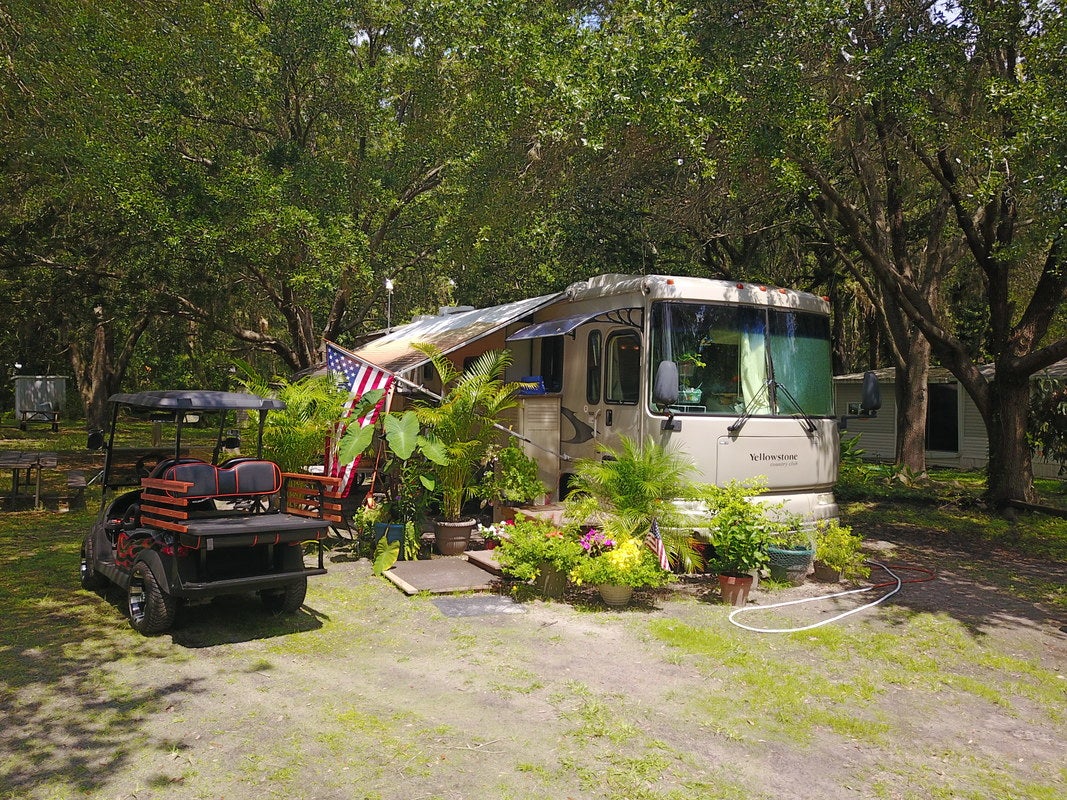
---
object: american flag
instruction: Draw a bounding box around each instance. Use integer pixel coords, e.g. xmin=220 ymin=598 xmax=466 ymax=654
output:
xmin=646 ymin=518 xmax=671 ymax=571
xmin=325 ymin=342 xmax=394 ymax=497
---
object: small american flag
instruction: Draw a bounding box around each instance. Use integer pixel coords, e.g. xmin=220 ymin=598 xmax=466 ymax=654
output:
xmin=325 ymin=342 xmax=394 ymax=497
xmin=646 ymin=518 xmax=671 ymax=571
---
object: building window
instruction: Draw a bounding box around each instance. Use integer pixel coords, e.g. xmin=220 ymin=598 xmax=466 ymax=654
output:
xmin=586 ymin=330 xmax=602 ymax=404
xmin=605 ymin=331 xmax=641 ymax=404
xmin=541 ymin=336 xmax=564 ymax=393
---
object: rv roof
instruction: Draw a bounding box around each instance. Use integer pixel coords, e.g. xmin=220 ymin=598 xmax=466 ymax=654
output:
xmin=565 ymin=274 xmax=829 ymax=313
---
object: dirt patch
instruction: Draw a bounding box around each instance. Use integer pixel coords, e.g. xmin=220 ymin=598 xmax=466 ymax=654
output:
xmin=2 ymin=521 xmax=1065 ymax=800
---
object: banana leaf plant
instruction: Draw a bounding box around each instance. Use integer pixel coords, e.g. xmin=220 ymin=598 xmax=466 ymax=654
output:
xmin=337 ymin=389 xmax=447 ymax=523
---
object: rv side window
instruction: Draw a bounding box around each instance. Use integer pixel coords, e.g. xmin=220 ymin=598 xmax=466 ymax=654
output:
xmin=605 ymin=331 xmax=641 ymax=405
xmin=541 ymin=336 xmax=564 ymax=393
xmin=586 ymin=330 xmax=602 ymax=404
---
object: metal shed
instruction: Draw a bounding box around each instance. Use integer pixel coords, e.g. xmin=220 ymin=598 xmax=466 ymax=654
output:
xmin=13 ymin=375 xmax=67 ymax=430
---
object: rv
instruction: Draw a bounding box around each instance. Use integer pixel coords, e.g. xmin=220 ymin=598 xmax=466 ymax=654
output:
xmin=350 ymin=273 xmax=844 ymax=525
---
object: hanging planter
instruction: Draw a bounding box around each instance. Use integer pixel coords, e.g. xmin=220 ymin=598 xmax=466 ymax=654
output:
xmin=534 ymin=563 xmax=568 ymax=599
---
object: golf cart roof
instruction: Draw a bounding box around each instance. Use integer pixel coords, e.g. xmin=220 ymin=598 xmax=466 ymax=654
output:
xmin=107 ymin=390 xmax=286 ymax=412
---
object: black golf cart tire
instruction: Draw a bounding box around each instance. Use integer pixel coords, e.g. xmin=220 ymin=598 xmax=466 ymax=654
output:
xmin=127 ymin=560 xmax=177 ymax=634
xmin=80 ymin=535 xmax=106 ymax=591
xmin=261 ymin=578 xmax=307 ymax=614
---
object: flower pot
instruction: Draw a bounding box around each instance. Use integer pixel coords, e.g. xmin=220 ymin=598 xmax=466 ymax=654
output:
xmin=812 ymin=560 xmax=841 ymax=583
xmin=373 ymin=522 xmax=408 ymax=560
xmin=718 ymin=573 xmax=753 ymax=606
xmin=597 ymin=583 xmax=633 ymax=607
xmin=767 ymin=545 xmax=815 ymax=586
xmin=534 ymin=563 xmax=567 ymax=599
xmin=434 ymin=519 xmax=476 ymax=556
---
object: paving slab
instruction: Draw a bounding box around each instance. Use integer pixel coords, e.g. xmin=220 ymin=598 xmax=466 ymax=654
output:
xmin=464 ymin=548 xmax=503 ymax=576
xmin=431 ymin=595 xmax=525 ymax=617
xmin=384 ymin=556 xmax=501 ymax=595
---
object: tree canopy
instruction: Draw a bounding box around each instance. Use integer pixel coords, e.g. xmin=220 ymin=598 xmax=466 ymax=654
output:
xmin=1 ymin=0 xmax=1063 ymax=501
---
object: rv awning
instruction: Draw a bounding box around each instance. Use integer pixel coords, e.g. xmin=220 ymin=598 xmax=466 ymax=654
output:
xmin=351 ymin=292 xmax=563 ymax=374
xmin=506 ymin=311 xmax=599 ymax=342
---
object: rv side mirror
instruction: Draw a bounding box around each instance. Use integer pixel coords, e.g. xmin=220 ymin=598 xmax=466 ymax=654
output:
xmin=861 ymin=371 xmax=881 ymax=416
xmin=653 ymin=360 xmax=680 ymax=406
xmin=87 ymin=429 xmax=105 ymax=451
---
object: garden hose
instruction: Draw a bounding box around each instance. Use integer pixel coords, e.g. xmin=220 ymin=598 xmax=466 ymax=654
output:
xmin=727 ymin=561 xmax=938 ymax=634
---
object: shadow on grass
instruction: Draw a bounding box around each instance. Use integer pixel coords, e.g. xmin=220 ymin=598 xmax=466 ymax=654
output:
xmin=844 ymin=514 xmax=1067 ymax=638
xmin=0 ymin=510 xmax=324 ymax=796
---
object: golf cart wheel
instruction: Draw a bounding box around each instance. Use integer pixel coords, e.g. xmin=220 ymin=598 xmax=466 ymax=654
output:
xmin=127 ymin=561 xmax=177 ymax=634
xmin=80 ymin=535 xmax=106 ymax=591
xmin=260 ymin=578 xmax=307 ymax=614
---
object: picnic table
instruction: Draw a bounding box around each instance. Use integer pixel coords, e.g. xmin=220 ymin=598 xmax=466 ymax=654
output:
xmin=18 ymin=405 xmax=60 ymax=432
xmin=0 ymin=450 xmax=58 ymax=510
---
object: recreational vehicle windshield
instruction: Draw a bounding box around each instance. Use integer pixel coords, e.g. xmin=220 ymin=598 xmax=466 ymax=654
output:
xmin=349 ymin=274 xmax=841 ymax=525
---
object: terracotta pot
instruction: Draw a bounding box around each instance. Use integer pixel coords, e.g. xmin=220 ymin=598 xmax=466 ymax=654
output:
xmin=597 ymin=584 xmax=633 ymax=607
xmin=718 ymin=573 xmax=753 ymax=607
xmin=434 ymin=519 xmax=476 ymax=556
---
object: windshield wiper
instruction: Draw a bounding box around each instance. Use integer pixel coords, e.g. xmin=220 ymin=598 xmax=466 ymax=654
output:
xmin=775 ymin=381 xmax=818 ymax=433
xmin=727 ymin=380 xmax=817 ymax=434
xmin=727 ymin=381 xmax=770 ymax=433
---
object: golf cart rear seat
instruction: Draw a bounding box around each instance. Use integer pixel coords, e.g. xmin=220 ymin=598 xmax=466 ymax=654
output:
xmin=138 ymin=459 xmax=343 ymax=535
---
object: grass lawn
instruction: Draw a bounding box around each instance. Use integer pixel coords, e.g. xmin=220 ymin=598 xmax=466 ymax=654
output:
xmin=0 ymin=436 xmax=1064 ymax=800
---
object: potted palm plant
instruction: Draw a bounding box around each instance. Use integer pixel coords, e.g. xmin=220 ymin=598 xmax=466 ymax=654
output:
xmin=564 ymin=436 xmax=706 ymax=573
xmin=414 ymin=344 xmax=526 ymax=555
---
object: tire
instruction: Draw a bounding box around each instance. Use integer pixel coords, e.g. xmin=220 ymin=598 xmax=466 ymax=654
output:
xmin=260 ymin=578 xmax=307 ymax=614
xmin=80 ymin=535 xmax=106 ymax=591
xmin=127 ymin=560 xmax=177 ymax=634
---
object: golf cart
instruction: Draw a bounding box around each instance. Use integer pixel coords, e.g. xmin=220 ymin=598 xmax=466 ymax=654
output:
xmin=80 ymin=390 xmax=341 ymax=634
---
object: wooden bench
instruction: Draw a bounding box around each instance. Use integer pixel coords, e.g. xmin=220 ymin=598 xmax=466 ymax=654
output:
xmin=67 ymin=470 xmax=87 ymax=509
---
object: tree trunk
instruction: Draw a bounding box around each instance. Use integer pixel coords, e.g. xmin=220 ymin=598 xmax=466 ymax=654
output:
xmin=70 ymin=315 xmax=118 ymax=432
xmin=984 ymin=370 xmax=1035 ymax=506
xmin=895 ymin=336 xmax=930 ymax=472
xmin=68 ymin=306 xmax=150 ymax=431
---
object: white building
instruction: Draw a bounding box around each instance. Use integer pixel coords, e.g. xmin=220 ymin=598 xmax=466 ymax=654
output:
xmin=834 ymin=360 xmax=1067 ymax=479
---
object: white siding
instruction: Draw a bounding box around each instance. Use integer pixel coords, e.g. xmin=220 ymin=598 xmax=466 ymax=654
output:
xmin=834 ymin=383 xmax=896 ymax=462
xmin=959 ymin=393 xmax=988 ymax=469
